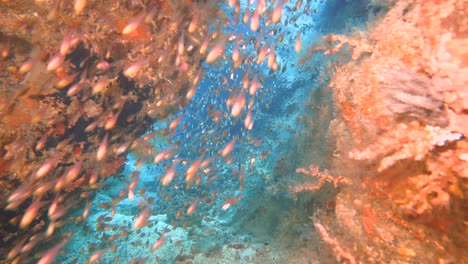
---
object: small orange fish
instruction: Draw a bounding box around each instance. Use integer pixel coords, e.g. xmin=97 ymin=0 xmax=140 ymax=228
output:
xmin=123 ymin=60 xmax=146 ymax=78
xmin=7 ymin=237 xmax=27 ymax=260
xmin=185 ymin=156 xmax=204 ymax=184
xmin=82 ymin=202 xmax=90 ymax=220
xmin=296 ymin=0 xmax=303 ymax=10
xmin=22 ymin=234 xmax=40 ymax=252
xmin=243 ymin=7 xmax=250 ymax=24
xmin=116 ymin=141 xmax=131 ymax=155
xmin=267 ymin=46 xmax=276 ymax=68
xmin=7 ymin=187 xmax=31 ymax=210
xmin=66 ymin=82 xmax=85 ymax=97
xmin=45 ymin=221 xmax=56 ymax=237
xmin=37 ymin=239 xmax=67 ymax=264
xmin=56 ymin=72 xmax=79 ymax=88
xmin=228 ymin=0 xmax=237 ymax=7
xmin=122 ymin=14 xmax=145 ymax=35
xmin=153 ymin=147 xmax=176 ymax=163
xmin=63 ymin=161 xmax=82 ymax=185
xmin=244 ymin=109 xmax=253 ymax=130
xmin=186 ymin=84 xmax=197 ymax=100
xmin=31 ymin=183 xmax=49 ymax=201
xmin=134 ymin=208 xmax=151 ymax=229
xmin=220 ymin=137 xmax=236 ymax=157
xmin=175 ymin=209 xmax=183 ymax=219
xmin=199 ymin=37 xmax=210 ymax=55
xmin=96 ymin=133 xmax=108 ymax=161
xmin=272 ymin=1 xmax=282 ymax=23
xmin=95 ymin=60 xmax=110 ymax=72
xmin=35 ymin=157 xmax=59 ymax=179
xmin=161 ymin=162 xmax=177 ymax=186
xmin=253 ymin=139 xmax=263 ymax=147
xmin=46 ymin=54 xmax=64 ymax=72
xmin=19 ymin=56 xmax=38 ymax=73
xmin=129 ymin=174 xmax=139 ymax=190
xmin=231 ymin=91 xmax=246 ymax=117
xmin=128 ymin=189 xmax=135 ymax=201
xmin=104 ymin=109 xmax=122 ymax=130
xmin=48 ymin=197 xmax=60 ymax=218
xmin=232 ymin=43 xmax=240 ymax=62
xmin=222 ymin=196 xmax=242 ymax=211
xmin=188 ymin=14 xmax=198 ymax=33
xmin=60 ymin=33 xmax=80 ymax=56
xmin=74 ymin=0 xmax=86 ymax=14
xmin=250 ymin=75 xmax=262 ymax=96
xmin=295 ymin=33 xmax=302 ymax=53
xmin=186 ymin=200 xmax=198 ymax=215
xmin=257 ymin=45 xmax=269 ymax=64
xmin=206 ymin=44 xmax=224 ymax=63
xmin=150 ymin=236 xmax=166 ymax=252
xmin=169 ymin=115 xmax=184 ymax=131
xmin=88 ymin=249 xmax=106 ymax=263
xmin=89 ymin=173 xmax=98 ymax=186
xmin=250 ymin=9 xmax=260 ymax=31
xmin=19 ymin=196 xmax=42 ymax=229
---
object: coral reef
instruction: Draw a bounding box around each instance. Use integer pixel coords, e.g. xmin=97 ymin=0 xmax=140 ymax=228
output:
xmin=308 ymin=0 xmax=468 ymax=262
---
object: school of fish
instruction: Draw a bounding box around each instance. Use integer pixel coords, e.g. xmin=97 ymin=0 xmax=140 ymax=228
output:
xmin=0 ymin=0 xmax=319 ymax=262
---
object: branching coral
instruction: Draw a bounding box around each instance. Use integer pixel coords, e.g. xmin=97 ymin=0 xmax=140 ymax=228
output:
xmin=313 ymin=221 xmax=356 ymax=264
xmin=290 ymin=165 xmax=349 ymax=195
